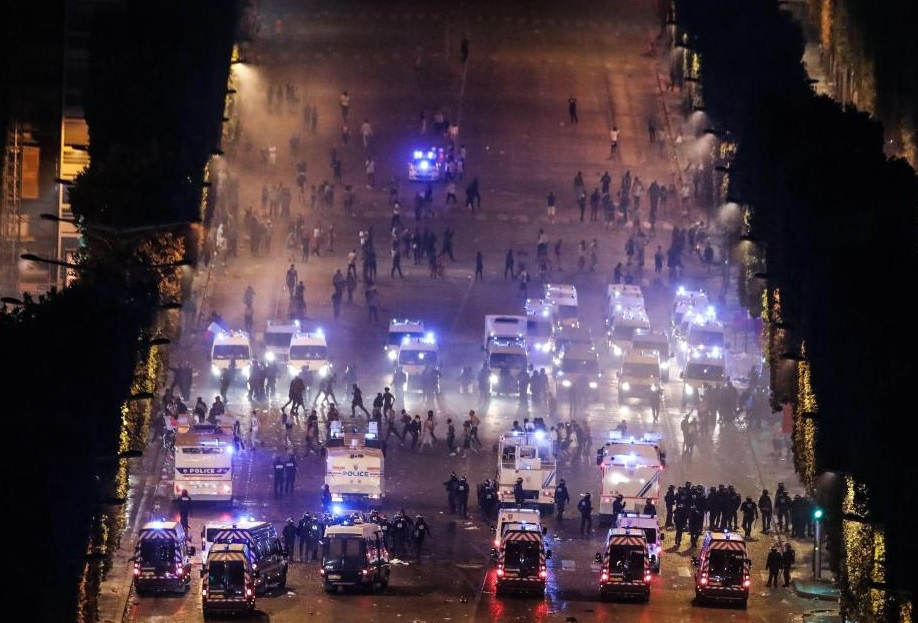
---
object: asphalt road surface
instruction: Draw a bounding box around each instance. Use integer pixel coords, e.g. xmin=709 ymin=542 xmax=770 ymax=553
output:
xmin=119 ymin=1 xmax=826 ymax=622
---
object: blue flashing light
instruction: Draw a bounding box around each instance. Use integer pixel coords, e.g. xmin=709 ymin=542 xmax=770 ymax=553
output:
xmin=533 ymin=429 xmax=546 ymax=440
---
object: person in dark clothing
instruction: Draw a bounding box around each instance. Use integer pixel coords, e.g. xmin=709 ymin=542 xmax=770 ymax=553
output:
xmin=642 ymin=498 xmax=657 ymax=517
xmin=321 ymin=483 xmax=332 ymax=514
xmin=455 ymin=476 xmax=471 ymax=518
xmin=273 ymin=454 xmax=286 ymax=498
xmin=284 ymin=453 xmax=297 ymax=495
xmin=513 ymin=478 xmax=525 ymax=505
xmin=758 ymin=489 xmax=773 ymax=534
xmin=177 ymin=489 xmax=192 ymax=534
xmin=460 ymin=37 xmax=469 ymax=62
xmin=663 ymin=484 xmax=676 ymax=528
xmin=413 ymin=516 xmax=432 ymax=561
xmin=554 ymin=479 xmax=571 ymax=520
xmin=766 ymin=546 xmax=783 ymax=588
xmin=577 ymin=493 xmax=593 ymax=536
xmin=504 ymin=249 xmax=515 ymax=279
xmin=475 ymin=250 xmax=484 ymax=281
xmin=282 ymin=518 xmax=297 ymax=559
xmin=351 ymin=383 xmax=371 ymax=417
xmin=443 ymin=472 xmax=460 ymax=513
xmin=781 ymin=543 xmax=795 ymax=587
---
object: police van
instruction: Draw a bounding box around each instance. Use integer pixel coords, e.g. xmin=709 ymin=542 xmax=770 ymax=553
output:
xmin=287 ymin=329 xmax=331 ymax=378
xmin=396 ymin=335 xmax=439 ymax=392
xmin=494 ymin=523 xmax=552 ymax=596
xmin=614 ymin=511 xmax=664 ymax=572
xmin=263 ymin=319 xmax=299 ymax=365
xmin=200 ymin=520 xmax=288 ymax=594
xmin=543 ymin=283 xmax=579 ymax=329
xmin=490 ymin=506 xmax=544 ymax=553
xmin=320 ymin=521 xmax=391 ymax=593
xmin=131 ymin=521 xmax=194 ymax=595
xmin=385 ymin=318 xmax=426 ymax=361
xmin=691 ymin=530 xmax=751 ymax=608
xmin=201 ymin=542 xmax=256 ymax=617
xmin=484 ymin=314 xmax=527 ymax=350
xmin=210 ymin=329 xmax=253 ymax=383
xmin=596 ymin=527 xmax=652 ymax=602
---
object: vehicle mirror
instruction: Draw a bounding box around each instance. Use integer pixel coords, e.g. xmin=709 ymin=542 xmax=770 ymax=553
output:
xmin=746 ymin=558 xmax=752 ymax=567
xmin=490 ymin=526 xmax=496 ymax=533
xmin=659 ymin=533 xmax=665 ymax=541
xmin=545 ymin=549 xmax=552 ymax=559
xmin=200 ymin=569 xmax=206 ymax=578
xmin=189 ymin=546 xmax=197 ymax=556
xmin=542 ymin=527 xmax=548 ymax=536
xmin=690 ymin=556 xmax=699 ymax=566
xmin=594 ymin=553 xmax=602 ymax=563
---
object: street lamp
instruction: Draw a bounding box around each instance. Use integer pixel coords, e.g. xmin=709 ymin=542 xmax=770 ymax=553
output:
xmin=812 ymin=506 xmax=824 ymax=579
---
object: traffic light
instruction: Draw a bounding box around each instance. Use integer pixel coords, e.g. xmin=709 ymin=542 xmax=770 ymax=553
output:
xmin=813 ymin=507 xmax=824 ymax=520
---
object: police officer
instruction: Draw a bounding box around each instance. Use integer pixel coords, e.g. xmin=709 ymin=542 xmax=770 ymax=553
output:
xmin=455 ymin=476 xmax=471 ymax=519
xmin=282 ymin=518 xmax=297 ymax=559
xmin=673 ymin=496 xmax=689 ymax=547
xmin=688 ymin=500 xmax=705 ymax=548
xmin=273 ymin=454 xmax=286 ymax=498
xmin=479 ymin=479 xmax=497 ymax=521
xmin=443 ymin=472 xmax=460 ymax=513
xmin=297 ymin=513 xmax=311 ymax=562
xmin=321 ymin=483 xmax=332 ymax=513
xmin=513 ymin=477 xmax=525 ymax=506
xmin=758 ymin=489 xmax=773 ymax=533
xmin=577 ymin=492 xmax=593 ymax=536
xmin=391 ymin=511 xmax=411 ymax=557
xmin=177 ymin=489 xmax=192 ymax=534
xmin=413 ymin=515 xmax=432 ymax=561
xmin=642 ymin=497 xmax=657 ymax=517
xmin=284 ymin=453 xmax=298 ymax=495
xmin=554 ymin=479 xmax=571 ymax=520
xmin=663 ymin=484 xmax=676 ymax=529
xmin=611 ymin=493 xmax=625 ymax=528
xmin=307 ymin=513 xmax=324 ymax=562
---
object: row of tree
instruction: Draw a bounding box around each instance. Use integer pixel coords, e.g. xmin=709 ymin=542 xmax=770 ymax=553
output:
xmin=674 ymin=0 xmax=918 ymax=619
xmin=0 ymin=2 xmax=240 ymax=621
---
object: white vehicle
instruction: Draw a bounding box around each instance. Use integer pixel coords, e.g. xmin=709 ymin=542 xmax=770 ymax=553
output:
xmin=606 ymin=308 xmax=652 ymax=357
xmin=672 ymin=286 xmax=710 ymax=327
xmin=487 ymin=338 xmax=530 ymax=395
xmin=484 ymin=314 xmax=527 ymax=350
xmin=617 ymin=349 xmax=664 ymax=405
xmin=554 ymin=343 xmax=604 ymax=396
xmin=548 ymin=324 xmax=596 ymax=364
xmin=680 ymin=347 xmax=726 ymax=408
xmin=173 ymin=421 xmax=235 ymax=503
xmin=324 ymin=421 xmax=385 ymax=509
xmin=677 ymin=317 xmax=726 ymax=364
xmin=605 ymin=284 xmax=646 ymax=322
xmin=210 ymin=330 xmax=253 ymax=380
xmin=495 ymin=430 xmax=557 ymax=513
xmin=263 ymin=319 xmax=300 ymax=365
xmin=385 ymin=318 xmax=427 ymax=361
xmin=543 ymin=283 xmax=579 ymax=329
xmin=596 ymin=431 xmax=666 ymax=519
xmin=524 ymin=298 xmax=555 ymax=367
xmin=491 ymin=506 xmax=544 ymax=550
xmin=396 ymin=335 xmax=439 ymax=391
xmin=287 ymin=329 xmax=331 ymax=378
xmin=614 ymin=512 xmax=664 ymax=573
xmin=630 ymin=328 xmax=673 ymax=382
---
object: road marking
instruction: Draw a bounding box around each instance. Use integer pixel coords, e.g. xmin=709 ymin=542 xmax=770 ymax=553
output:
xmin=561 ymin=559 xmax=576 ymax=570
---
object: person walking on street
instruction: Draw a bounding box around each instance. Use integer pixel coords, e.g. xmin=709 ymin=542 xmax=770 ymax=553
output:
xmin=578 ymin=492 xmax=593 ymax=536
xmin=554 ymin=479 xmax=571 ymax=520
xmin=568 ymin=96 xmax=578 ymax=124
xmin=351 ymin=383 xmax=371 ymax=417
xmin=546 ymin=191 xmax=556 ymax=224
xmin=273 ymin=454 xmax=286 ymax=498
xmin=504 ymin=249 xmax=515 ymax=280
xmin=284 ymin=453 xmax=298 ymax=495
xmin=282 ymin=518 xmax=297 ymax=560
xmin=766 ymin=546 xmax=783 ymax=588
xmin=339 ymin=90 xmax=350 ymax=121
xmin=781 ymin=543 xmax=796 ymax=587
xmin=361 ymin=118 xmax=373 ymax=148
xmin=609 ymin=126 xmax=619 ymax=158
xmin=758 ymin=489 xmax=774 ymax=534
xmin=177 ymin=489 xmax=192 ymax=534
xmin=285 ymin=264 xmax=297 ymax=298
xmin=413 ymin=515 xmax=432 ymax=561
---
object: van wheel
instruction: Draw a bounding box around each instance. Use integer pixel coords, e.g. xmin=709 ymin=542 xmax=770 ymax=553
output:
xmin=740 ymin=599 xmax=748 ymax=610
xmin=380 ymin=572 xmax=390 ymax=589
xmin=324 ymin=583 xmax=336 ymax=593
xmin=277 ymin=573 xmax=287 ymax=590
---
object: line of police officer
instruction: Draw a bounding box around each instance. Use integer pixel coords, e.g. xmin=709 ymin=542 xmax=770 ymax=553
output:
xmin=662 ymin=481 xmax=817 ymax=548
xmin=285 ymin=510 xmax=433 ymax=562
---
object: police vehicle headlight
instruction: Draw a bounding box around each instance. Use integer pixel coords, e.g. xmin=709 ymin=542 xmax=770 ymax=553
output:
xmin=211 ymin=365 xmax=221 ymax=377
xmin=265 ymin=351 xmax=276 ymax=362
xmin=561 ymin=379 xmax=572 ymax=388
xmin=589 ymin=381 xmax=598 ymax=389
xmin=612 ymin=344 xmax=623 ymax=356
xmin=288 ymin=365 xmax=298 ymax=377
xmin=490 ymin=374 xmax=498 ymax=384
xmin=388 ymin=350 xmax=398 ymax=361
xmin=621 ymin=381 xmax=631 ymax=392
xmin=242 ymin=365 xmax=252 ymax=378
xmin=319 ymin=365 xmax=329 ymax=378
xmin=660 ymin=361 xmax=670 ymax=371
xmin=684 ymin=384 xmax=695 ymax=396
xmin=650 ymin=383 xmax=658 ymax=392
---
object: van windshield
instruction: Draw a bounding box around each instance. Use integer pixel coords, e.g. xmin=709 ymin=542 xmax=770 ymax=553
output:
xmin=213 ymin=345 xmax=251 ymax=360
xmin=290 ymin=345 xmax=328 ymax=360
xmin=607 ymin=546 xmax=645 ymax=572
xmin=323 ymin=537 xmax=367 ymax=566
xmin=265 ymin=331 xmax=295 ymax=348
xmin=489 ymin=353 xmax=527 ymax=369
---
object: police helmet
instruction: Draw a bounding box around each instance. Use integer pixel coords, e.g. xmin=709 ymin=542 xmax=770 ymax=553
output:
xmin=559 ymin=479 xmax=566 ymax=485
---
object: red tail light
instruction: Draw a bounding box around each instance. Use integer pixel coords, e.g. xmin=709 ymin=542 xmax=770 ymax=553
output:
xmin=700 ymin=573 xmax=709 ymax=586
xmin=600 ymin=572 xmax=609 ymax=582
xmin=496 ymin=566 xmax=505 ymax=577
xmin=539 ymin=567 xmax=547 ymax=579
xmin=132 ymin=563 xmax=140 ymax=577
xmin=644 ymin=572 xmax=652 ymax=583
xmin=743 ymin=577 xmax=751 ymax=589
xmin=361 ymin=568 xmax=369 ymax=576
